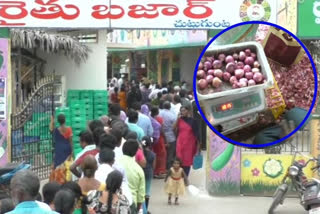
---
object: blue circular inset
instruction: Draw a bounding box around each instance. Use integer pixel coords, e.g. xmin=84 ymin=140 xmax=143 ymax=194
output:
xmin=193 ymin=21 xmax=318 ymax=148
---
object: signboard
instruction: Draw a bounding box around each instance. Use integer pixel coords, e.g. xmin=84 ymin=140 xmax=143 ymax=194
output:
xmin=0 ymin=0 xmax=277 ymax=29
xmin=298 ymin=0 xmax=320 ymax=38
xmin=277 ymin=0 xmax=297 ymax=34
xmin=0 ymin=38 xmax=9 ymax=166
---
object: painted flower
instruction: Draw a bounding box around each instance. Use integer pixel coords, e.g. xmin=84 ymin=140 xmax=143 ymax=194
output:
xmin=243 ymin=159 xmax=251 ymax=168
xmin=251 ymin=168 xmax=260 ymax=177
xmin=263 ymin=159 xmax=283 ymax=179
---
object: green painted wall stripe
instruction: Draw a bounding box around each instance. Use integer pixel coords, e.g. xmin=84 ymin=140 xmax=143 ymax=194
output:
xmin=0 ymin=28 xmax=9 ymax=38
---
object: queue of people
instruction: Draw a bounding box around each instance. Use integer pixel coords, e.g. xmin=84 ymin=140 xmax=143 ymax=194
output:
xmin=0 ymin=78 xmax=200 ymax=214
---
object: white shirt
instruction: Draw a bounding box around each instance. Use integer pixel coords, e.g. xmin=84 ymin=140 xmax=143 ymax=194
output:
xmin=118 ymin=78 xmax=123 ymax=88
xmin=95 ymin=163 xmax=133 ymax=205
xmin=148 ymin=88 xmax=161 ymax=100
xmin=172 ymin=103 xmax=182 ymax=118
xmin=114 ymin=138 xmax=125 ymax=159
xmin=72 ymin=145 xmax=96 ymax=181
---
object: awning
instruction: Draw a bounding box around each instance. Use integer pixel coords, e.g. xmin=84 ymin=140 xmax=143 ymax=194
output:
xmin=107 ymin=42 xmax=207 ymax=53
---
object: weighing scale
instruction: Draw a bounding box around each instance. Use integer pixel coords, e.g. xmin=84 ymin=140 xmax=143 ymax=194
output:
xmin=202 ymin=89 xmax=266 ymax=135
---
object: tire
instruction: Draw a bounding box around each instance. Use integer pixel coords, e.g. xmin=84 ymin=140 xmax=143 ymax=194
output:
xmin=268 ymin=189 xmax=286 ymax=214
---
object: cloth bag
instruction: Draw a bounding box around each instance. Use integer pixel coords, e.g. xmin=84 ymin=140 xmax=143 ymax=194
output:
xmin=192 ymin=152 xmax=203 ymax=170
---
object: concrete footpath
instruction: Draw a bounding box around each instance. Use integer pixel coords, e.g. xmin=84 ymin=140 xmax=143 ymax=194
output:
xmin=148 ymin=163 xmax=307 ymax=214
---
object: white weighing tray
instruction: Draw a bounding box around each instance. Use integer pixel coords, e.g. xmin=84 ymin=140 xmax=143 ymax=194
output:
xmin=197 ymin=41 xmax=274 ymax=101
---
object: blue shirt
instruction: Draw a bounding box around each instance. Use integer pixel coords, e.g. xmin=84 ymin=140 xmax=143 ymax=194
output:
xmin=6 ymin=201 xmax=58 ymax=214
xmin=126 ymin=122 xmax=145 ymax=141
xmin=159 ymin=109 xmax=177 ymax=143
xmin=126 ymin=113 xmax=153 ymax=138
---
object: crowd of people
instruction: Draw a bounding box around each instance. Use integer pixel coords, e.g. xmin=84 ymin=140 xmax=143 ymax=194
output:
xmin=0 ymin=77 xmax=201 ymax=214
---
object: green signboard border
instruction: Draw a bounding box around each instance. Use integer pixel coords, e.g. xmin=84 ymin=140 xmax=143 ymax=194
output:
xmin=297 ymin=1 xmax=320 ymax=39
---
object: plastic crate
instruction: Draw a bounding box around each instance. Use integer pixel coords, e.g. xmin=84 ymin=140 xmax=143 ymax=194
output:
xmin=197 ymin=41 xmax=274 ymax=101
xmin=71 ymin=123 xmax=87 ymax=130
xmin=67 ymin=90 xmax=80 ymax=98
xmin=80 ymin=90 xmax=93 ymax=99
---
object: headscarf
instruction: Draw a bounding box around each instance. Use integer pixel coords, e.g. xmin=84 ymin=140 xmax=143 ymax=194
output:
xmin=120 ymin=111 xmax=127 ymax=121
xmin=141 ymin=104 xmax=161 ymax=141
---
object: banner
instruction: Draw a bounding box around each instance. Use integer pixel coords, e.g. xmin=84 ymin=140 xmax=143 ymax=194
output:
xmin=0 ymin=0 xmax=277 ymax=29
xmin=298 ymin=0 xmax=320 ymax=38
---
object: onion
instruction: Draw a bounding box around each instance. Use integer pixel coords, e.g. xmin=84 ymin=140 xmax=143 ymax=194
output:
xmin=207 ymin=69 xmax=215 ymax=76
xmin=237 ymin=81 xmax=247 ymax=88
xmin=239 ymin=51 xmax=246 ymax=61
xmin=197 ymin=70 xmax=206 ymax=79
xmin=237 ymin=61 xmax=244 ymax=69
xmin=248 ymin=79 xmax=256 ymax=86
xmin=213 ymin=60 xmax=222 ymax=69
xmin=243 ymin=65 xmax=252 ymax=73
xmin=225 ymin=55 xmax=234 ymax=64
xmin=245 ymin=49 xmax=251 ymax=56
xmin=229 ymin=76 xmax=238 ymax=85
xmin=252 ymin=68 xmax=260 ymax=73
xmin=212 ymin=77 xmax=222 ymax=88
xmin=204 ymin=61 xmax=212 ymax=70
xmin=245 ymin=57 xmax=254 ymax=66
xmin=233 ymin=53 xmax=239 ymax=60
xmin=226 ymin=62 xmax=236 ymax=73
xmin=198 ymin=79 xmax=208 ymax=90
xmin=245 ymin=72 xmax=254 ymax=80
xmin=214 ymin=69 xmax=223 ymax=79
xmin=253 ymin=61 xmax=260 ymax=68
xmin=218 ymin=54 xmax=226 ymax=62
xmin=206 ymin=75 xmax=214 ymax=83
xmin=232 ymin=83 xmax=239 ymax=89
xmin=251 ymin=53 xmax=257 ymax=60
xmin=235 ymin=69 xmax=245 ymax=79
xmin=206 ymin=56 xmax=214 ymax=63
xmin=198 ymin=62 xmax=204 ymax=70
xmin=223 ymin=72 xmax=231 ymax=82
xmin=253 ymin=72 xmax=263 ymax=83
xmin=239 ymin=78 xmax=248 ymax=84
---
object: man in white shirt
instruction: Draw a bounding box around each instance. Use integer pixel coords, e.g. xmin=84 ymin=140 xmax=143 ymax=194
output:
xmin=172 ymin=95 xmax=182 ymax=118
xmin=95 ymin=148 xmax=133 ymax=206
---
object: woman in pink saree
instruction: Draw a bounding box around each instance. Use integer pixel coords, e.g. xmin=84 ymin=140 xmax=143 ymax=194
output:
xmin=175 ymin=105 xmax=199 ymax=177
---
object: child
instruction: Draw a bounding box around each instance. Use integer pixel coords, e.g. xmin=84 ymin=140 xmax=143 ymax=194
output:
xmin=164 ymin=158 xmax=189 ymax=205
xmin=141 ymin=136 xmax=156 ymax=213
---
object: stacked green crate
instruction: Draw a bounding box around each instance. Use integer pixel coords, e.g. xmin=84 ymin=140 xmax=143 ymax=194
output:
xmin=93 ymin=90 xmax=108 ymax=119
xmin=67 ymin=90 xmax=80 ymax=106
xmin=70 ymin=101 xmax=87 ymax=158
xmin=80 ymin=90 xmax=94 ymax=121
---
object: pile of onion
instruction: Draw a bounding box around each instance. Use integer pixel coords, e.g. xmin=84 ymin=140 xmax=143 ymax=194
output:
xmin=197 ymin=49 xmax=266 ymax=94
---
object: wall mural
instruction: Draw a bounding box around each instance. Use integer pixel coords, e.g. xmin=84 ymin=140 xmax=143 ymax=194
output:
xmin=0 ymin=39 xmax=9 ymax=166
xmin=206 ymin=129 xmax=241 ymax=196
xmin=241 ymin=154 xmax=314 ymax=195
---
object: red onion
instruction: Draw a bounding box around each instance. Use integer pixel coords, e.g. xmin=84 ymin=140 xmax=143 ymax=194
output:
xmin=225 ymin=55 xmax=234 ymax=64
xmin=223 ymin=72 xmax=231 ymax=82
xmin=206 ymin=75 xmax=214 ymax=83
xmin=198 ymin=79 xmax=207 ymax=90
xmin=212 ymin=77 xmax=222 ymax=88
xmin=253 ymin=72 xmax=263 ymax=83
xmin=252 ymin=68 xmax=260 ymax=73
xmin=253 ymin=61 xmax=260 ymax=68
xmin=233 ymin=53 xmax=239 ymax=60
xmin=251 ymin=53 xmax=257 ymax=60
xmin=245 ymin=57 xmax=254 ymax=66
xmin=237 ymin=61 xmax=245 ymax=69
xmin=237 ymin=81 xmax=247 ymax=88
xmin=198 ymin=62 xmax=203 ymax=70
xmin=226 ymin=62 xmax=236 ymax=73
xmin=197 ymin=70 xmax=206 ymax=79
xmin=245 ymin=49 xmax=251 ymax=56
xmin=214 ymin=69 xmax=223 ymax=79
xmin=239 ymin=78 xmax=248 ymax=84
xmin=239 ymin=51 xmax=246 ymax=61
xmin=230 ymin=76 xmax=238 ymax=85
xmin=245 ymin=72 xmax=254 ymax=80
xmin=248 ymin=79 xmax=256 ymax=86
xmin=243 ymin=65 xmax=252 ymax=73
xmin=206 ymin=56 xmax=214 ymax=63
xmin=207 ymin=69 xmax=215 ymax=76
xmin=204 ymin=61 xmax=212 ymax=70
xmin=235 ymin=69 xmax=245 ymax=79
xmin=218 ymin=54 xmax=226 ymax=62
xmin=232 ymin=83 xmax=239 ymax=89
xmin=213 ymin=60 xmax=222 ymax=69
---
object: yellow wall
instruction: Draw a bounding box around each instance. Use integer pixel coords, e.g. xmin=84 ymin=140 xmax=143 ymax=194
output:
xmin=277 ymin=0 xmax=297 ymax=34
xmin=242 ymin=154 xmax=314 ymax=185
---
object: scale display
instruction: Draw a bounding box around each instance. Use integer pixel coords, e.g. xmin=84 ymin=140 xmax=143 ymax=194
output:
xmin=211 ymin=93 xmax=263 ymax=119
